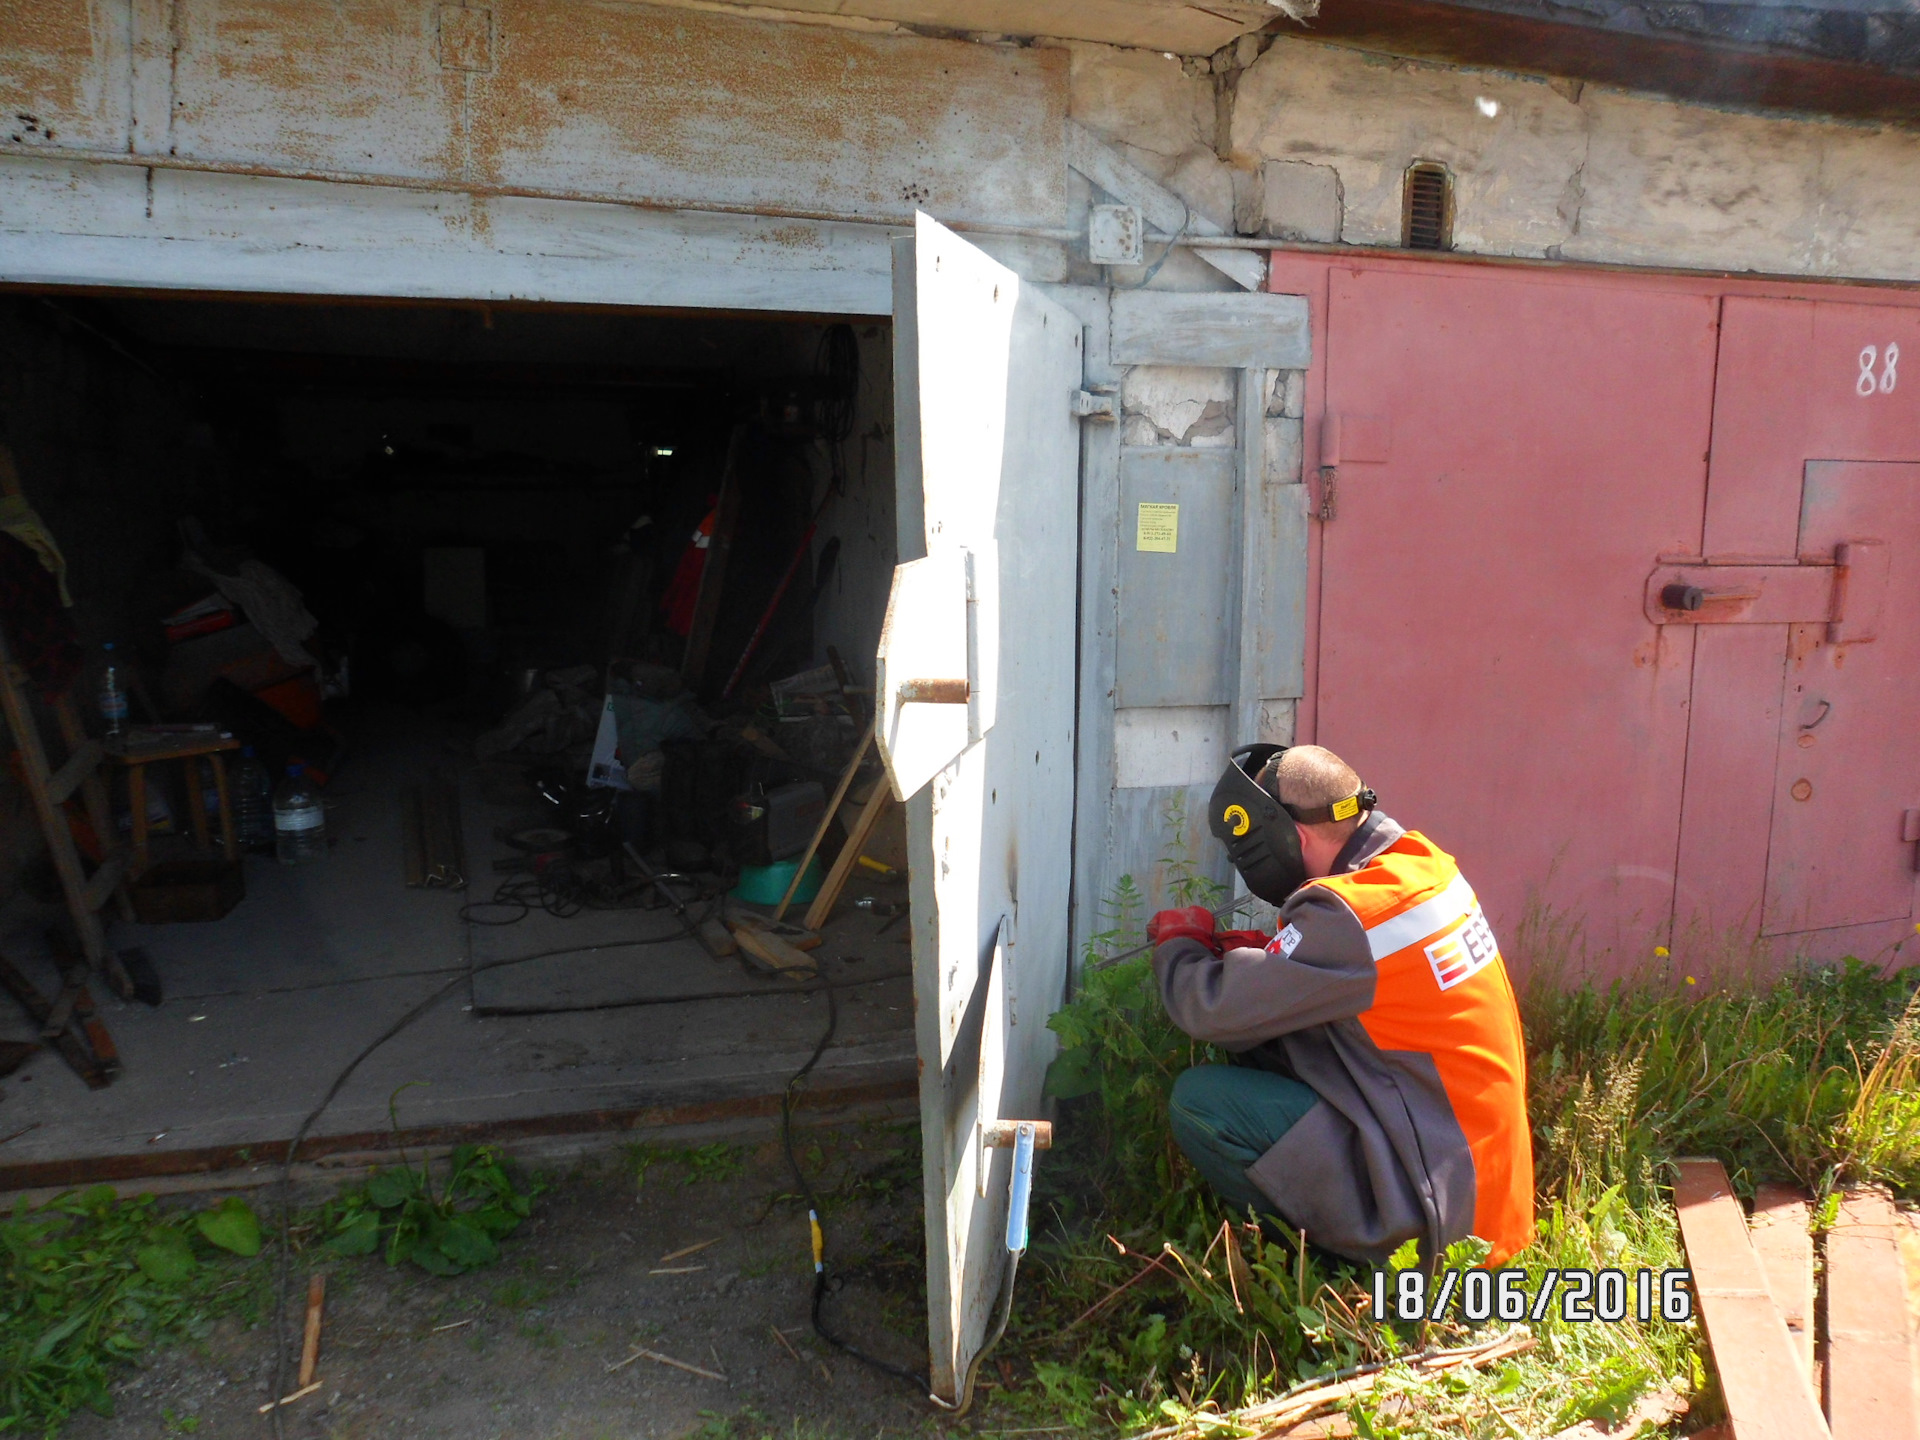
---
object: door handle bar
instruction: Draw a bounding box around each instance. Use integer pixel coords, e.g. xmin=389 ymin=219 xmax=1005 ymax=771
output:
xmin=897 ymin=678 xmax=970 ymax=704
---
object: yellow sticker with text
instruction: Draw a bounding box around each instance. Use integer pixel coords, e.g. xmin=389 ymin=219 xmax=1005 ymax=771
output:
xmin=1136 ymin=502 xmax=1179 ymax=553
xmin=1331 ymin=795 xmax=1360 ymax=821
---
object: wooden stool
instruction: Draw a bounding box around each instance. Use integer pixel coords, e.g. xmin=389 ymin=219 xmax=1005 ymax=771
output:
xmin=104 ymin=728 xmax=240 ymax=874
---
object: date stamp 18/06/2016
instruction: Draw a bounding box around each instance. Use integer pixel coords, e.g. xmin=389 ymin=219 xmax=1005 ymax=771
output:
xmin=1370 ymin=1268 xmax=1695 ymax=1324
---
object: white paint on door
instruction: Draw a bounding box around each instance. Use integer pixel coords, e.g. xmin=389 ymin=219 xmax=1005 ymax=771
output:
xmin=892 ymin=212 xmax=1081 ymax=1403
xmin=1113 ymin=705 xmax=1228 ymax=788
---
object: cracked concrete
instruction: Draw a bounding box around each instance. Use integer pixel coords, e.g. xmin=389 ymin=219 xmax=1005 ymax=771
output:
xmin=1069 ymin=31 xmax=1920 ymax=281
xmin=1120 ymin=365 xmax=1236 ymax=446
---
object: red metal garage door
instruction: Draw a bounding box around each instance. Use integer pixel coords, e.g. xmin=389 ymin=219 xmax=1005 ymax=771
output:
xmin=1313 ymin=267 xmax=1720 ymax=969
xmin=1674 ymin=298 xmax=1920 ymax=964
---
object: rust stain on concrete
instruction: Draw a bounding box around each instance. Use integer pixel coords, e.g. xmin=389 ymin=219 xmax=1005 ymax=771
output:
xmin=468 ymin=0 xmax=1067 ymax=225
xmin=3 ymin=0 xmax=1066 ymax=229
xmin=763 ymin=222 xmax=828 ymax=250
xmin=170 ymin=0 xmax=464 ymax=179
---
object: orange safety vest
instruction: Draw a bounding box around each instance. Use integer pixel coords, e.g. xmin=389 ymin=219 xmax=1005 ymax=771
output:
xmin=1309 ymin=831 xmax=1534 ymax=1264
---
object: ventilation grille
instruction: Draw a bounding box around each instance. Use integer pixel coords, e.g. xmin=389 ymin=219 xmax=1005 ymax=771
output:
xmin=1403 ymin=163 xmax=1452 ymax=251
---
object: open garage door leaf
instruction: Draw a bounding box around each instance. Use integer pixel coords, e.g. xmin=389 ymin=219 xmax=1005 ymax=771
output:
xmin=882 ymin=214 xmax=1082 ymax=1404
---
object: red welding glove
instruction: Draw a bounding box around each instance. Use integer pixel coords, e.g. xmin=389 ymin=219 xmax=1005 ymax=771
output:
xmin=1216 ymin=928 xmax=1273 ymax=952
xmin=1147 ymin=906 xmax=1220 ymax=953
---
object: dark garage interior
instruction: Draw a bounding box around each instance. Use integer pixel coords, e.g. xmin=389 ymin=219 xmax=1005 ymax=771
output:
xmin=0 ymin=292 xmax=917 ymax=1182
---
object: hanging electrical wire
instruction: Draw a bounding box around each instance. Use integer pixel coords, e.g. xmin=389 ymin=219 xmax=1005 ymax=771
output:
xmin=781 ymin=980 xmax=934 ymax=1395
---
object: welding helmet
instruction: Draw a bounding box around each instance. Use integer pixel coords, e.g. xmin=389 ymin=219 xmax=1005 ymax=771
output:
xmin=1208 ymin=744 xmax=1307 ymax=904
xmin=1208 ymin=744 xmax=1380 ymax=903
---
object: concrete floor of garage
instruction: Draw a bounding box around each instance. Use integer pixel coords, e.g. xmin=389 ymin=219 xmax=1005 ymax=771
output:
xmin=0 ymin=706 xmax=918 ymax=1193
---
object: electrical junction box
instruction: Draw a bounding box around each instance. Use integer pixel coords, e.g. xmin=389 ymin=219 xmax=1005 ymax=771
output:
xmin=1089 ymin=204 xmax=1143 ymax=265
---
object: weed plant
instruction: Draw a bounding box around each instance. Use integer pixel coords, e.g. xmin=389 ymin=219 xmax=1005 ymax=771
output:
xmin=309 ymin=1088 xmax=543 ymax=1276
xmin=1010 ymin=810 xmax=1920 ymax=1437
xmin=1 ymin=1188 xmax=270 ymax=1435
xmin=312 ymin=1143 xmax=539 ymax=1275
xmin=7 ymin=1093 xmax=543 ymax=1434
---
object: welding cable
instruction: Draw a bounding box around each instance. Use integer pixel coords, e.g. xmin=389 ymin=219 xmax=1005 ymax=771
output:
xmin=780 ymin=979 xmax=934 ymax=1395
xmin=1117 ymin=195 xmax=1192 ymax=290
xmin=264 ymin=947 xmax=904 ymax=1436
xmin=459 ymin=859 xmax=713 ymax=926
xmin=472 ymin=964 xmax=912 ymax=1017
xmin=932 ymin=1251 xmax=1022 ymax=1420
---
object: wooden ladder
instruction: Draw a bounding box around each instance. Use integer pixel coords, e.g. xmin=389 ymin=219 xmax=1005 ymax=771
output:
xmin=1676 ymin=1158 xmax=1920 ymax=1440
xmin=0 ymin=621 xmax=131 ymax=987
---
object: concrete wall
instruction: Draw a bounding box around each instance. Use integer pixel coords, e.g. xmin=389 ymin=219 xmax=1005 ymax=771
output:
xmin=1102 ymin=360 xmax=1305 ymax=916
xmin=0 ymin=0 xmax=1068 ymax=312
xmin=8 ymin=2 xmax=1920 ymax=299
xmin=1067 ymin=35 xmax=1920 ymax=283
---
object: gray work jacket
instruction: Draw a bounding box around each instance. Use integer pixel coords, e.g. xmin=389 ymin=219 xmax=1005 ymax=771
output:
xmin=1153 ymin=813 xmax=1480 ymax=1266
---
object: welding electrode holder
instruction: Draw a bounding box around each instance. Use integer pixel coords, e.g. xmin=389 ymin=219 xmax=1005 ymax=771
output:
xmin=935 ymin=1119 xmax=1050 ymax=1417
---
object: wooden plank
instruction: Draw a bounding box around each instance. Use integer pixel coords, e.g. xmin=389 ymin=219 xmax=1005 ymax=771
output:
xmin=1899 ymin=1213 xmax=1920 ymax=1405
xmin=52 ymin=694 xmax=129 ymax=923
xmin=728 ymin=923 xmax=817 ymax=980
xmin=732 ymin=913 xmax=824 ymax=952
xmin=1827 ymin=1187 xmax=1920 ymax=1440
xmin=0 ymin=951 xmax=110 ymax=1089
xmin=44 ymin=738 xmax=102 ymax=806
xmin=299 ymin=1273 xmax=326 ymax=1388
xmin=1110 ymin=291 xmax=1311 ymax=369
xmin=1672 ymin=1159 xmax=1830 ymax=1440
xmin=773 ymin=731 xmax=871 ymax=922
xmin=1750 ymin=1183 xmax=1816 ymax=1381
xmin=0 ymin=634 xmax=111 ymax=971
xmin=802 ymin=780 xmax=892 ymax=933
xmin=82 ymin=851 xmax=128 ymax=913
xmin=40 ymin=982 xmax=82 ymax=1041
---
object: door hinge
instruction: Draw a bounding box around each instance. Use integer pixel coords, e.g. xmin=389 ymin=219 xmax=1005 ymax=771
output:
xmin=1071 ymin=388 xmax=1118 ymax=422
xmin=1318 ymin=465 xmax=1338 ymax=522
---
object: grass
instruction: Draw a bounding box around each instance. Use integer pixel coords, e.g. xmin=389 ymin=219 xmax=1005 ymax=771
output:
xmin=4 ymin=1143 xmax=543 ymax=1436
xmin=999 ymin=814 xmax=1920 ymax=1437
xmin=1527 ymin=944 xmax=1920 ymax=1201
xmin=628 ymin=1140 xmax=753 ymax=1190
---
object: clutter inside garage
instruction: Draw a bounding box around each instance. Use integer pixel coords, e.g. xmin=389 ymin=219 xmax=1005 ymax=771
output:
xmin=0 ymin=293 xmax=916 ymax=1175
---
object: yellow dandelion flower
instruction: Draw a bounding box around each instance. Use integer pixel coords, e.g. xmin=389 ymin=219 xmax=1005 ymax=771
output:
xmin=1685 ymin=976 xmax=1697 ymax=985
xmin=1654 ymin=946 xmax=1670 ymax=958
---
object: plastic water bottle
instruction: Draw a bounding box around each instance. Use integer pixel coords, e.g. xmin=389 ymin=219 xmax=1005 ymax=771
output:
xmin=98 ymin=643 xmax=127 ymax=738
xmin=272 ymin=763 xmax=327 ymax=864
xmin=232 ymin=747 xmax=275 ymax=853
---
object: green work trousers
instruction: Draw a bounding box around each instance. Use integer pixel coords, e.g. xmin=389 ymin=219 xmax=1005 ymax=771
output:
xmin=1167 ymin=1063 xmax=1320 ymax=1221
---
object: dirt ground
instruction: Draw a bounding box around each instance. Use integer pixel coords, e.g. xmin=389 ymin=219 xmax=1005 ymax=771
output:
xmin=61 ymin=1122 xmax=999 ymax=1440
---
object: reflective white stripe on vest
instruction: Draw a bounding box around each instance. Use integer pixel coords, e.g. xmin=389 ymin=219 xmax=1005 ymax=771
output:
xmin=1362 ymin=872 xmax=1477 ymax=961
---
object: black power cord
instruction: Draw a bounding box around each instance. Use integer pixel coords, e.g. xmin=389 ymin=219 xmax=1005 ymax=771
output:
xmin=780 ymin=980 xmax=933 ymax=1395
xmin=264 ymin=905 xmax=909 ymax=1433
